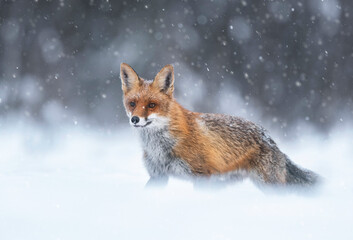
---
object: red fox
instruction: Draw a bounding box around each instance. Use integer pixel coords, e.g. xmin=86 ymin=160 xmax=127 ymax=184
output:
xmin=120 ymin=63 xmax=319 ymax=187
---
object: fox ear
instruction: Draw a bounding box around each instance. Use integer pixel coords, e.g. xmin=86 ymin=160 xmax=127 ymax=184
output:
xmin=120 ymin=63 xmax=141 ymax=93
xmin=152 ymin=64 xmax=174 ymax=97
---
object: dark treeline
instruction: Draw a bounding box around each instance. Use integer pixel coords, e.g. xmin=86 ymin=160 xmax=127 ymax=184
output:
xmin=0 ymin=0 xmax=352 ymax=132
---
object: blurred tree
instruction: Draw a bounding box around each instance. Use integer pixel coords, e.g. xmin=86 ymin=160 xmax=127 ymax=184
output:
xmin=0 ymin=0 xmax=352 ymax=132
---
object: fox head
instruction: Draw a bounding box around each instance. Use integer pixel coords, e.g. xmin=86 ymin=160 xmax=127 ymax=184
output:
xmin=120 ymin=63 xmax=174 ymax=129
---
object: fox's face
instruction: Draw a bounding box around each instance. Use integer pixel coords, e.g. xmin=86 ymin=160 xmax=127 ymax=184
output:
xmin=120 ymin=63 xmax=174 ymax=129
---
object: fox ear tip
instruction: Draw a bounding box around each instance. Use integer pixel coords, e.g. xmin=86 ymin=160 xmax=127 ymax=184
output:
xmin=165 ymin=64 xmax=173 ymax=70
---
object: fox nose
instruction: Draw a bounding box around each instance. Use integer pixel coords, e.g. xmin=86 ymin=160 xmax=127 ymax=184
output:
xmin=131 ymin=116 xmax=140 ymax=124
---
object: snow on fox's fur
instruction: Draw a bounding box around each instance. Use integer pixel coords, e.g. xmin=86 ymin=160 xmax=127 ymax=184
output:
xmin=120 ymin=63 xmax=319 ymax=187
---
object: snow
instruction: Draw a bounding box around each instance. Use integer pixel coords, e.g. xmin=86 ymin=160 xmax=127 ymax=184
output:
xmin=0 ymin=121 xmax=353 ymax=240
xmin=1 ymin=0 xmax=352 ymax=238
xmin=228 ymin=17 xmax=252 ymax=42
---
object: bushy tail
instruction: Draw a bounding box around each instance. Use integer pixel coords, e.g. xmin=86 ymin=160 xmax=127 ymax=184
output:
xmin=285 ymin=159 xmax=320 ymax=186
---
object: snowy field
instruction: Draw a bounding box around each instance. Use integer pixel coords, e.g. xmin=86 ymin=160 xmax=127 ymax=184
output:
xmin=1 ymin=121 xmax=353 ymax=240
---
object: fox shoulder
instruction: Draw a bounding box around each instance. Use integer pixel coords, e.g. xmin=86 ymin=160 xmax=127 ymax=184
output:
xmin=169 ymin=112 xmax=269 ymax=175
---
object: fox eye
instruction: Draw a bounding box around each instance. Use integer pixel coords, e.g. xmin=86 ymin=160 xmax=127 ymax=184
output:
xmin=129 ymin=102 xmax=136 ymax=107
xmin=148 ymin=103 xmax=156 ymax=108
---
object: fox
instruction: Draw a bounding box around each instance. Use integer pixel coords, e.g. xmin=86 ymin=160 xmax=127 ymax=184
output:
xmin=120 ymin=63 xmax=319 ymax=187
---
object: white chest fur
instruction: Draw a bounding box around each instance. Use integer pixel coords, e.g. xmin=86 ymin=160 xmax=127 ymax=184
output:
xmin=138 ymin=128 xmax=192 ymax=177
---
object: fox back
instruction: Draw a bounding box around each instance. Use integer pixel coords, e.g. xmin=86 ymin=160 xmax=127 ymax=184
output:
xmin=120 ymin=63 xmax=319 ymax=187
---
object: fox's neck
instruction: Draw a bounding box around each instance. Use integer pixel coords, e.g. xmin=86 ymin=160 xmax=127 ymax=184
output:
xmin=167 ymin=99 xmax=198 ymax=135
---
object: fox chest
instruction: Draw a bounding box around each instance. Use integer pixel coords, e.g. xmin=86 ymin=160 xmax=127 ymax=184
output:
xmin=139 ymin=129 xmax=192 ymax=177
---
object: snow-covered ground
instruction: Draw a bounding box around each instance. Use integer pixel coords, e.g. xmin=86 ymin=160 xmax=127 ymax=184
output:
xmin=0 ymin=121 xmax=352 ymax=240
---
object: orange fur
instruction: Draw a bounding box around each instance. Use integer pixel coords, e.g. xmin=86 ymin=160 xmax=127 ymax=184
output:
xmin=120 ymin=63 xmax=319 ymax=186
